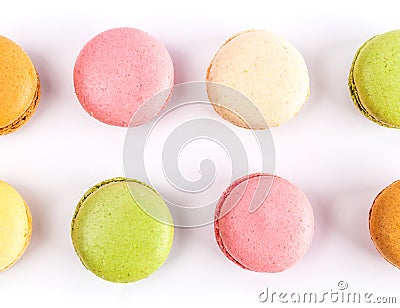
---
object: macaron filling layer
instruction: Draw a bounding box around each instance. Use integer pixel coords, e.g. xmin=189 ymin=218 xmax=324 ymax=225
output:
xmin=0 ymin=80 xmax=40 ymax=135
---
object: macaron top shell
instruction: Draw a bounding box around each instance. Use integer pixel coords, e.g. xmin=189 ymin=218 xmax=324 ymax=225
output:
xmin=207 ymin=30 xmax=309 ymax=129
xmin=74 ymin=27 xmax=174 ymax=127
xmin=214 ymin=173 xmax=314 ymax=273
xmin=0 ymin=36 xmax=40 ymax=135
xmin=369 ymin=181 xmax=400 ymax=268
xmin=71 ymin=178 xmax=174 ymax=283
xmin=0 ymin=180 xmax=32 ymax=272
xmin=349 ymin=30 xmax=400 ymax=128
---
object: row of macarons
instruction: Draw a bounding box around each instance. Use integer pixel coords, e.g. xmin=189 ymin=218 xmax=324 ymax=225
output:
xmin=1 ymin=27 xmax=400 ymax=134
xmin=1 ymin=175 xmax=400 ymax=282
xmin=2 ymin=26 xmax=400 ymax=283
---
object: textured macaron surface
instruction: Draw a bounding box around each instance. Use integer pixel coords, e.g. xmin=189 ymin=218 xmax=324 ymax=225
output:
xmin=349 ymin=30 xmax=400 ymax=128
xmin=0 ymin=180 xmax=32 ymax=272
xmin=71 ymin=178 xmax=174 ymax=283
xmin=369 ymin=181 xmax=400 ymax=268
xmin=0 ymin=36 xmax=39 ymax=134
xmin=74 ymin=28 xmax=174 ymax=127
xmin=214 ymin=173 xmax=314 ymax=272
xmin=207 ymin=30 xmax=309 ymax=129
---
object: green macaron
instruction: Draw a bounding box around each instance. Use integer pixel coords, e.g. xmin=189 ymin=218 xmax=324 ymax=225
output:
xmin=71 ymin=177 xmax=174 ymax=283
xmin=349 ymin=30 xmax=400 ymax=128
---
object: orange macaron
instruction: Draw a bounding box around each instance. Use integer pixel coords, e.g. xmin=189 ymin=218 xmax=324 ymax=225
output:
xmin=0 ymin=35 xmax=40 ymax=135
xmin=369 ymin=181 xmax=400 ymax=269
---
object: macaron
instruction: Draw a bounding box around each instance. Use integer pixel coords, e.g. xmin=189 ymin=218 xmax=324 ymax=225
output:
xmin=369 ymin=181 xmax=400 ymax=268
xmin=349 ymin=30 xmax=400 ymax=128
xmin=71 ymin=177 xmax=174 ymax=283
xmin=0 ymin=36 xmax=40 ymax=135
xmin=214 ymin=173 xmax=314 ymax=272
xmin=74 ymin=27 xmax=174 ymax=127
xmin=206 ymin=30 xmax=310 ymax=129
xmin=0 ymin=180 xmax=32 ymax=271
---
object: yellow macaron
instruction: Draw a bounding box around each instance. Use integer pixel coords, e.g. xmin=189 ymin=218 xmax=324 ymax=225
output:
xmin=0 ymin=180 xmax=32 ymax=271
xmin=0 ymin=35 xmax=40 ymax=135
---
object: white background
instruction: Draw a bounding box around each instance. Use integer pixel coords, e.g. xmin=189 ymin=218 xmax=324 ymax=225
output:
xmin=1 ymin=0 xmax=400 ymax=307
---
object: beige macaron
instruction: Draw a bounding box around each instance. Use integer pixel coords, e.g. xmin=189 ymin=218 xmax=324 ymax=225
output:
xmin=206 ymin=30 xmax=310 ymax=129
xmin=0 ymin=180 xmax=32 ymax=272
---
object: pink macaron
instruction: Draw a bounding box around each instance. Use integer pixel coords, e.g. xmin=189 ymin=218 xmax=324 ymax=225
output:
xmin=74 ymin=27 xmax=174 ymax=127
xmin=214 ymin=173 xmax=314 ymax=273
